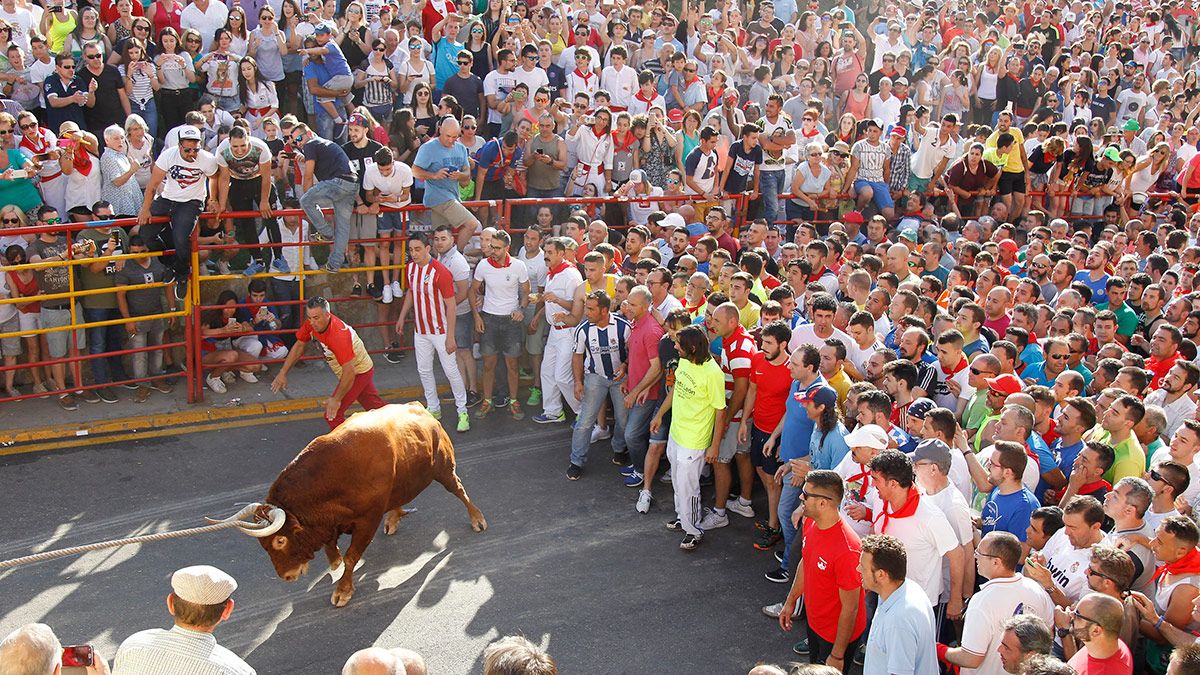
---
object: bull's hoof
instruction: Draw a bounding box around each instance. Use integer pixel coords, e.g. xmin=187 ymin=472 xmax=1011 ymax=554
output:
xmin=383 ymin=508 xmax=414 ymax=535
xmin=471 ymin=514 xmax=488 ymax=532
xmin=331 ymin=587 xmax=354 ymax=607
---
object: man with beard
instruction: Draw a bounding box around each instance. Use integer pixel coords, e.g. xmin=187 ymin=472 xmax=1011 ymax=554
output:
xmin=896 ymin=327 xmax=939 ymax=400
xmin=1074 ymin=247 xmax=1112 ymax=307
xmin=1134 ymin=284 xmax=1169 ymax=347
xmin=1143 ymin=325 xmax=1184 ymax=391
xmin=1062 ymin=593 xmax=1134 ymax=673
xmin=1028 ymin=254 xmax=1054 ymax=300
xmin=996 ymin=616 xmax=1053 ymax=674
xmin=1145 ymin=362 xmax=1199 ymax=438
xmin=1047 ymin=259 xmax=1077 ymax=304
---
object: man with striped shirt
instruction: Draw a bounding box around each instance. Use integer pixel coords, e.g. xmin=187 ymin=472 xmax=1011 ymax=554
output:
xmin=396 ymin=232 xmax=469 ymax=433
xmin=567 ymin=290 xmax=631 ymax=480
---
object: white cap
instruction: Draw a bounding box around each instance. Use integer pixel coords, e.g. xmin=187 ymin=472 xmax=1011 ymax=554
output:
xmin=629 ymin=169 xmax=647 ymax=184
xmin=171 ymin=565 xmax=237 ymax=605
xmin=177 ymin=126 xmax=203 ymax=142
xmin=843 ymin=424 xmax=889 ymax=451
xmin=661 ymin=212 xmax=686 ymax=230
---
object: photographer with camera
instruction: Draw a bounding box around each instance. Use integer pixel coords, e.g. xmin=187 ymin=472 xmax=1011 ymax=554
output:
xmin=74 ymin=203 xmax=133 ymax=403
xmin=0 ymin=623 xmax=111 ymax=675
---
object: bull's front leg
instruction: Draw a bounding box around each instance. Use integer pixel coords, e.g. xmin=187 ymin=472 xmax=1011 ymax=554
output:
xmin=324 ymin=541 xmax=343 ymax=571
xmin=330 ymin=519 xmax=381 ymax=607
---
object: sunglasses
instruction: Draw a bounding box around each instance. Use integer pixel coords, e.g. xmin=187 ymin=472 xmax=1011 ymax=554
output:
xmin=1 ymin=217 xmax=20 ymax=224
xmin=61 ymin=64 xmax=75 ymax=69
xmin=0 ymin=130 xmax=12 ymax=135
xmin=800 ymin=489 xmax=833 ymax=501
xmin=19 ymin=122 xmax=36 ymax=130
xmin=1149 ymin=468 xmax=1179 ymax=490
xmin=463 ymin=124 xmax=476 ymax=129
xmin=457 ymin=59 xmax=470 ymax=64
xmin=43 ymin=217 xmax=60 ymax=224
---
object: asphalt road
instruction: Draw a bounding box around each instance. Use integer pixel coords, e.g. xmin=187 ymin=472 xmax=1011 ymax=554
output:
xmin=0 ymin=413 xmax=809 ymax=674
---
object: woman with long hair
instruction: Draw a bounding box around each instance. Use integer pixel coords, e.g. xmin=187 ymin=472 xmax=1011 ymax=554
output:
xmin=106 ymin=0 xmax=136 ymax=44
xmin=398 ymin=35 xmax=435 ymax=108
xmin=1128 ymin=142 xmax=1172 ymax=212
xmin=481 ymin=0 xmax=504 ymax=41
xmin=0 ymin=113 xmax=41 ymax=214
xmin=248 ymin=6 xmax=288 ymax=99
xmin=277 ymin=0 xmax=305 ymax=121
xmin=841 ymin=72 xmax=871 ymax=119
xmin=463 ymin=20 xmax=494 ymax=78
xmin=197 ymin=28 xmax=242 ymax=112
xmin=635 ymin=107 xmax=676 ymax=189
xmin=145 ymin=0 xmax=183 ymax=36
xmin=200 ymin=290 xmax=264 ymax=394
xmin=155 ymin=28 xmax=195 ymax=131
xmin=824 ymin=112 xmax=857 ymax=148
xmin=570 ymin=106 xmax=615 ymax=196
xmin=972 ymin=45 xmax=1003 ymax=125
xmin=1051 ymin=135 xmax=1095 ymax=216
xmin=67 ymin=6 xmax=111 ymax=61
xmin=124 ymin=114 xmax=155 ymax=190
xmin=238 ymin=56 xmax=278 ymax=137
xmin=40 ymin=2 xmax=78 ymax=56
xmin=225 ymin=6 xmax=250 ymax=56
xmin=410 ymin=81 xmax=438 ymax=141
xmin=674 ymin=109 xmax=701 ymax=175
xmin=355 ymin=38 xmax=399 ymax=127
xmin=121 ymin=37 xmax=160 ymax=138
xmin=386 ymin=109 xmax=419 ymax=166
xmin=338 ymin=1 xmax=369 ymax=70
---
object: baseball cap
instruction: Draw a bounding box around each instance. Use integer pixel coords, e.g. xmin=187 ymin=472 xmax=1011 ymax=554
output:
xmin=725 ymin=89 xmax=740 ymax=102
xmin=831 ymin=141 xmax=851 ymax=156
xmin=844 ymin=424 xmax=890 ymax=450
xmin=642 ymin=29 xmax=656 ymax=39
xmin=842 ymin=210 xmax=865 ymax=224
xmin=863 ymin=118 xmax=882 ymax=130
xmin=171 ymin=565 xmax=237 ymax=605
xmin=889 ymin=125 xmax=907 ymax=138
xmin=177 ymin=126 xmax=202 ymax=141
xmin=986 ymin=373 xmax=1023 ymax=396
xmin=796 ymin=385 xmax=837 ymax=409
xmin=907 ymin=397 xmax=936 ymax=420
xmin=667 ymin=109 xmax=684 ymax=123
xmin=346 ymin=112 xmax=369 ymax=128
xmin=629 ymin=169 xmax=647 ymax=184
xmin=912 ymin=438 xmax=952 ymax=473
xmin=314 ymin=23 xmax=332 ymax=34
xmin=1102 ymin=146 xmax=1122 ymax=163
xmin=898 ymin=227 xmax=917 ymax=242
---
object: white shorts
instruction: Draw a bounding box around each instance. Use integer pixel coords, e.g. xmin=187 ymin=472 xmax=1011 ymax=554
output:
xmin=17 ymin=311 xmax=39 ymax=336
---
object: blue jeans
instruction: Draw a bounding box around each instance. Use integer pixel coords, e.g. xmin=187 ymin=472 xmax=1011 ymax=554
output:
xmin=778 ymin=479 xmax=804 ymax=570
xmin=624 ymin=398 xmax=661 ymax=467
xmin=300 ymin=177 xmax=358 ymax=271
xmin=570 ymin=372 xmax=629 ymax=467
xmin=82 ymin=307 xmax=129 ymax=385
xmin=759 ymin=170 xmax=786 ymax=228
xmin=146 ymin=197 xmax=202 ymax=281
xmin=131 ymin=98 xmax=158 ymax=138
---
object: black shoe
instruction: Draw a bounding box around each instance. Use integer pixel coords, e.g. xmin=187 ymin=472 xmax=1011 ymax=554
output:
xmin=120 ymin=381 xmax=140 ymax=390
xmin=465 ymin=390 xmax=483 ymax=408
xmin=774 ymin=550 xmax=784 ymax=564
xmin=96 ymin=387 xmax=119 ymax=404
xmin=352 ymin=282 xmax=363 ymax=296
xmin=764 ymin=567 xmax=790 ymax=583
xmin=665 ymin=518 xmax=683 ymax=531
xmin=754 ymin=527 xmax=783 ymax=551
xmin=853 ymin=646 xmax=866 ymax=667
xmin=494 ymin=396 xmax=511 ymax=408
xmin=700 ymin=472 xmax=714 ymax=487
xmin=77 ymin=389 xmax=101 ymax=404
xmin=174 ymin=281 xmax=188 ymax=303
xmin=367 ymin=282 xmax=382 ymax=299
xmin=384 ymin=342 xmax=405 ymax=364
xmin=612 ymin=451 xmax=631 ymax=466
xmin=679 ymin=533 xmax=701 ymax=550
xmin=566 ymin=464 xmax=582 ymax=480
xmin=792 ymin=638 xmax=810 ymax=656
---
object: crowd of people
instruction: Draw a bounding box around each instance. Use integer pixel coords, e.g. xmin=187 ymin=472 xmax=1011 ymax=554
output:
xmin=6 ymin=0 xmax=1200 ymax=671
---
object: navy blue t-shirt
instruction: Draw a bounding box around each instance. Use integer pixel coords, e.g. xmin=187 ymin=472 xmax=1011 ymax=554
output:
xmin=302 ymin=136 xmax=355 ymax=182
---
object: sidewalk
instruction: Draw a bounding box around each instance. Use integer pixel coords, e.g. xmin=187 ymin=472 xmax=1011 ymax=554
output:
xmin=0 ymin=353 xmax=429 ymax=454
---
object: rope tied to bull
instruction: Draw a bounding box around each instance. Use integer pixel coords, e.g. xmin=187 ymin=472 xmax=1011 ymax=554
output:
xmin=0 ymin=504 xmax=286 ymax=570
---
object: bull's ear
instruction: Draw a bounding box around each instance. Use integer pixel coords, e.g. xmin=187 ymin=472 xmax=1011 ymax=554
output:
xmin=271 ymin=535 xmax=289 ymax=550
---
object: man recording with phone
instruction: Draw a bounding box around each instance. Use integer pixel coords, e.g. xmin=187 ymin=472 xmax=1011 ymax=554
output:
xmin=0 ymin=623 xmax=111 ymax=675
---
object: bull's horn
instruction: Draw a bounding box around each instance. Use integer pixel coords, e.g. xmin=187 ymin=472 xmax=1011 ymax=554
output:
xmin=206 ymin=503 xmax=287 ymax=538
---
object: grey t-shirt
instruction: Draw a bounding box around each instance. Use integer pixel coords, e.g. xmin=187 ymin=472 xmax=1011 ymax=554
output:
xmin=25 ymin=236 xmax=70 ymax=302
xmin=115 ymin=258 xmax=169 ymax=316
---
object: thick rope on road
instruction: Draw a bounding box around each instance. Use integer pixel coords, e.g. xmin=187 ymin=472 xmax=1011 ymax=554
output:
xmin=0 ymin=505 xmax=276 ymax=570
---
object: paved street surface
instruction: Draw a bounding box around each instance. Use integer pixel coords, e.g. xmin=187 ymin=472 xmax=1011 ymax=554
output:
xmin=0 ymin=413 xmax=807 ymax=673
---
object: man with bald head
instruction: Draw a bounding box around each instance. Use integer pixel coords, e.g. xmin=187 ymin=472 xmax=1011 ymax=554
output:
xmin=412 ymin=116 xmax=480 ymax=250
xmin=342 ymin=647 xmax=428 ymax=675
xmin=983 ymin=286 xmax=1013 ymax=336
xmin=1064 ymin=592 xmax=1133 ymax=673
xmin=887 ymin=243 xmax=919 ymax=285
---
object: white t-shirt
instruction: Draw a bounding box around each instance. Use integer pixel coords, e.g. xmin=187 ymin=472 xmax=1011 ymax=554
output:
xmin=438 ymin=246 xmax=471 ymax=316
xmin=180 ymin=0 xmax=230 ymax=52
xmin=511 ymin=66 xmax=549 ymax=112
xmin=154 ymin=146 xmax=219 ymax=203
xmin=835 ymin=453 xmax=876 ymax=538
xmin=472 ymin=257 xmax=529 ymax=315
xmin=872 ymin=497 xmax=960 ymax=606
xmin=543 ymin=265 xmax=583 ymax=329
xmin=482 ymin=70 xmax=517 ymax=124
xmin=627 ymin=186 xmax=664 ymax=225
xmin=518 ymin=248 xmax=547 ymax=292
xmin=922 ymin=483 xmax=973 ymax=603
xmin=0 ymin=7 xmax=33 ymax=52
xmin=1040 ymin=528 xmax=1094 ymax=604
xmin=846 ymin=337 xmax=884 ymax=377
xmin=789 ymin=323 xmax=853 ymax=353
xmin=654 ymin=293 xmax=682 ymax=318
xmin=362 ymin=162 xmax=413 ymax=208
xmin=959 ymin=575 xmax=1056 ymax=675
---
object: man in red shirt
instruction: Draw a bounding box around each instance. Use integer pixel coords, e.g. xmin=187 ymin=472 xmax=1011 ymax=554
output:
xmin=738 ymin=320 xmax=794 ymax=550
xmin=1144 ymin=325 xmax=1183 ymax=390
xmin=778 ymin=469 xmax=867 ymax=668
xmin=271 ymin=296 xmax=387 ymax=429
xmin=1064 ymin=592 xmax=1134 ymax=675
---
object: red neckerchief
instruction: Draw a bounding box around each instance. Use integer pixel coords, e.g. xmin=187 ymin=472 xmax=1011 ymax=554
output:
xmin=941 ymin=357 xmax=968 ymax=378
xmin=1024 ymin=443 xmax=1040 ymax=468
xmin=634 ymin=89 xmax=657 ymax=104
xmin=486 ymin=254 xmax=512 ymax=269
xmin=593 ymin=125 xmax=608 ymax=139
xmin=806 ymin=266 xmax=831 ymax=283
xmin=683 ymin=296 xmax=705 ymax=314
xmin=573 ymin=68 xmax=595 ymax=87
xmin=1154 ymin=546 xmax=1200 ymax=582
xmin=612 ymin=129 xmax=637 ymax=152
xmin=72 ymin=144 xmax=93 ymax=177
xmin=19 ymin=128 xmax=51 ymax=155
xmin=546 ymin=260 xmax=571 ymax=280
xmin=873 ymin=487 xmax=920 ymax=534
xmin=847 ymin=464 xmax=871 ymax=500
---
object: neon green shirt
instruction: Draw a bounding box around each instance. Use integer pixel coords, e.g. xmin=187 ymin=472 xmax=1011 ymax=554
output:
xmin=1092 ymin=429 xmax=1147 ymax=483
xmin=669 ymin=357 xmax=727 ymax=450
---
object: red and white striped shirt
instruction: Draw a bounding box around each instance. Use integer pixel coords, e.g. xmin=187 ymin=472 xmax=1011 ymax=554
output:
xmin=720 ymin=324 xmax=757 ymax=423
xmin=406 ymin=259 xmax=455 ymax=335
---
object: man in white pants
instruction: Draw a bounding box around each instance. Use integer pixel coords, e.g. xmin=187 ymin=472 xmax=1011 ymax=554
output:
xmin=396 ymin=232 xmax=470 ymax=433
xmin=533 ymin=237 xmax=584 ymax=424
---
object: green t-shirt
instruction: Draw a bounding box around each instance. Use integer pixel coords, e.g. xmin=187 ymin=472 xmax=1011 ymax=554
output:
xmin=1093 ymin=429 xmax=1147 ymax=483
xmin=1098 ymin=301 xmax=1138 ymax=337
xmin=669 ymin=357 xmax=727 ymax=450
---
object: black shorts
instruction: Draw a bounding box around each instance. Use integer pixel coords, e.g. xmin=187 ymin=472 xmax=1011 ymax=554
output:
xmin=997 ymin=171 xmax=1027 ymax=195
xmin=749 ymin=425 xmax=780 ymax=474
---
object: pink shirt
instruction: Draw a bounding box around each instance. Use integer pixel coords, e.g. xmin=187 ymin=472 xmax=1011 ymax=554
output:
xmin=626 ymin=312 xmax=664 ymax=401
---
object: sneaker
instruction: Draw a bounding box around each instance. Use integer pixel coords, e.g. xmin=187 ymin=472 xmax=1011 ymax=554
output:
xmin=493 ymin=396 xmax=511 ymax=408
xmin=636 ymin=490 xmax=652 ymax=513
xmin=699 ymin=471 xmax=714 ymax=487
xmin=853 ymin=646 xmax=866 ymax=667
xmin=384 ymin=342 xmax=404 ymax=363
xmin=792 ymin=638 xmax=810 ymax=656
xmin=320 ymin=263 xmax=339 ymax=274
xmin=5 ymin=386 xmax=22 ymax=398
xmin=466 ymin=390 xmax=483 ymax=408
xmin=32 ymin=382 xmax=49 ymax=398
xmin=221 ymin=371 xmax=236 ymax=385
xmin=727 ymin=498 xmax=756 ymax=518
xmin=239 ymin=371 xmax=258 ymax=383
xmin=566 ymin=464 xmax=582 ymax=480
xmin=754 ymin=518 xmax=772 ymax=532
xmin=474 ymin=400 xmax=493 ymax=418
xmin=510 ymin=401 xmax=524 ymax=420
xmin=371 ymin=283 xmax=385 ymax=299
xmin=174 ymin=281 xmax=188 ymax=303
xmin=216 ymin=260 xmax=232 ymax=276
xmin=429 ymin=408 xmax=442 ymax=420
xmin=764 ymin=567 xmax=791 ymax=583
xmin=352 ymin=282 xmax=363 ymax=296
xmin=619 ymin=464 xmax=638 ymax=477
xmin=57 ymin=393 xmax=78 ymax=411
xmin=763 ymin=602 xmax=803 ymax=619
xmin=149 ymin=380 xmax=174 ymax=394
xmin=525 ymin=387 xmax=541 ymax=406
xmin=612 ymin=450 xmax=631 ymax=466
xmin=774 ymin=550 xmax=784 ymax=564
xmin=96 ymin=387 xmax=118 ymax=404
xmin=518 ymin=367 xmax=532 ymax=380
xmin=243 ymin=260 xmax=265 ymax=276
xmin=390 ymin=280 xmax=403 ymax=299
xmin=120 ymin=381 xmax=140 ymax=390
xmin=270 ymin=257 xmax=291 ymax=273
xmin=77 ymin=389 xmax=101 ymax=404
xmin=206 ymin=375 xmax=227 ymax=393
xmin=624 ymin=471 xmax=644 ymax=488
xmin=134 ymin=386 xmax=151 ymax=403
xmin=698 ymin=508 xmax=729 ymax=530
xmin=456 ymin=412 xmax=470 ymax=433
xmin=660 ymin=472 xmax=672 ymax=484
xmin=754 ymin=527 xmax=783 ymax=551
xmin=590 ymin=425 xmax=611 ymax=444
xmin=679 ymin=533 xmax=701 ymax=551
xmin=382 ymin=284 xmax=394 ymax=304
xmin=309 ymin=230 xmax=331 ymax=243
xmin=665 ymin=518 xmax=683 ymax=531
xmin=532 ymin=412 xmax=566 ymax=424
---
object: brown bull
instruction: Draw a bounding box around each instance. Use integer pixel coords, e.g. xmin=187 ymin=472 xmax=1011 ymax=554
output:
xmin=221 ymin=402 xmax=487 ymax=607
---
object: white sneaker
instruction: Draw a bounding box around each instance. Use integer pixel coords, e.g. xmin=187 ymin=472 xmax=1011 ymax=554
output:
xmin=382 ymin=284 xmax=394 ymax=304
xmin=239 ymin=371 xmax=258 ymax=383
xmin=698 ymin=508 xmax=729 ymax=530
xmin=390 ymin=280 xmax=403 ymax=298
xmin=762 ymin=602 xmax=803 ymax=619
xmin=220 ymin=371 xmax=236 ymax=384
xmin=727 ymin=498 xmax=756 ymax=518
xmin=636 ymin=490 xmax=652 ymax=513
xmin=206 ymin=375 xmax=227 ymax=393
xmin=590 ymin=425 xmax=612 ymax=444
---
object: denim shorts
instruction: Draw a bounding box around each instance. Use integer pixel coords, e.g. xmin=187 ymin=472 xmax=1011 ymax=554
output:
xmin=853 ymin=179 xmax=895 ymax=210
xmin=480 ymin=311 xmax=522 ymax=357
xmin=749 ymin=424 xmax=780 ymax=474
xmin=377 ymin=210 xmax=404 ymax=233
xmin=454 ymin=310 xmax=473 ymax=350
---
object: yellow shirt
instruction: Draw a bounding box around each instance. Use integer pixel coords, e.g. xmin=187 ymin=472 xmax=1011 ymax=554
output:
xmin=585 ymin=274 xmax=617 ymax=297
xmin=669 ymin=357 xmax=727 ymax=449
xmin=47 ymin=13 xmax=76 ymax=54
xmin=737 ymin=301 xmax=760 ymax=330
xmin=985 ymin=127 xmax=1026 ymax=174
